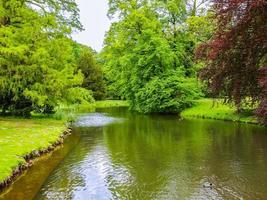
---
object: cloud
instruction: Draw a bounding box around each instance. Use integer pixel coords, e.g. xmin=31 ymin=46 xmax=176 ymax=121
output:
xmin=72 ymin=0 xmax=111 ymax=52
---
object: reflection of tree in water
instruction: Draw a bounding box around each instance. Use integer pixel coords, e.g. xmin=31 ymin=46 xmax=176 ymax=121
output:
xmin=103 ymin=112 xmax=214 ymax=199
xmin=35 ymin=127 xmax=103 ymax=200
xmin=199 ymin=123 xmax=267 ymax=199
xmin=103 ymin=109 xmax=267 ymax=199
xmin=34 ymin=108 xmax=267 ymax=200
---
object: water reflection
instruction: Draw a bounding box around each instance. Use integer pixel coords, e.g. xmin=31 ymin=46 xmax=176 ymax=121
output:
xmin=1 ymin=107 xmax=267 ymax=200
xmin=74 ymin=113 xmax=123 ymax=127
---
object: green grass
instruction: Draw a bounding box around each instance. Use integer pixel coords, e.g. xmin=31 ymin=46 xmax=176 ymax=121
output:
xmin=181 ymin=99 xmax=258 ymax=124
xmin=0 ymin=117 xmax=67 ymax=183
xmin=95 ymin=100 xmax=129 ymax=108
xmin=0 ymin=100 xmax=129 ymax=184
xmin=0 ymin=100 xmax=129 ymax=185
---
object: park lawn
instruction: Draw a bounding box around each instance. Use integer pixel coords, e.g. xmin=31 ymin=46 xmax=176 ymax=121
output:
xmin=95 ymin=100 xmax=129 ymax=108
xmin=181 ymin=99 xmax=258 ymax=124
xmin=0 ymin=117 xmax=67 ymax=184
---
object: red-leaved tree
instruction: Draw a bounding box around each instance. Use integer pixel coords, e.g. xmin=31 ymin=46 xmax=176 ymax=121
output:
xmin=256 ymin=67 xmax=267 ymax=124
xmin=196 ymin=0 xmax=267 ymax=124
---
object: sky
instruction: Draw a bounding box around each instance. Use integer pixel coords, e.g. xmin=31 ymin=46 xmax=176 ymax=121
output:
xmin=72 ymin=0 xmax=111 ymax=52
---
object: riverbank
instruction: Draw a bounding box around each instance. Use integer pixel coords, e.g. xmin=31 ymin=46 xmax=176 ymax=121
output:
xmin=0 ymin=118 xmax=70 ymax=190
xmin=95 ymin=99 xmax=259 ymax=124
xmin=96 ymin=99 xmax=258 ymax=124
xmin=51 ymin=100 xmax=129 ymax=120
xmin=95 ymin=100 xmax=129 ymax=108
xmin=0 ymin=100 xmax=128 ymax=190
xmin=0 ymin=99 xmax=259 ymax=190
xmin=181 ymin=99 xmax=258 ymax=124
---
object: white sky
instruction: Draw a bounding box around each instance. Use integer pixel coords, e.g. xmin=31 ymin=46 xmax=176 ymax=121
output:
xmin=72 ymin=0 xmax=111 ymax=52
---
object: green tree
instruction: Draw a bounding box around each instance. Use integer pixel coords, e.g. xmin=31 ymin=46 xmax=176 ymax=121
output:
xmin=0 ymin=0 xmax=88 ymax=116
xmin=102 ymin=2 xmax=202 ymax=113
xmin=76 ymin=45 xmax=106 ymax=100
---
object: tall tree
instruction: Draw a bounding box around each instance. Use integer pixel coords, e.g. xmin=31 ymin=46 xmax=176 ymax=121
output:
xmin=102 ymin=1 xmax=202 ymax=113
xmin=0 ymin=0 xmax=85 ymax=116
xmin=186 ymin=0 xmax=211 ymax=16
xmin=197 ymin=0 xmax=267 ymax=115
xmin=76 ymin=45 xmax=106 ymax=100
xmin=256 ymin=67 xmax=267 ymax=124
xmin=1 ymin=0 xmax=82 ymax=28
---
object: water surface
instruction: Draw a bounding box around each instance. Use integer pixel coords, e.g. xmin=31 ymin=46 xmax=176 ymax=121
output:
xmin=1 ymin=107 xmax=267 ymax=200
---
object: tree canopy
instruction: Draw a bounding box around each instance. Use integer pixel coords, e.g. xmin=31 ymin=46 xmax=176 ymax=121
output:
xmin=75 ymin=44 xmax=106 ymax=100
xmin=0 ymin=0 xmax=88 ymax=115
xmin=101 ymin=0 xmax=210 ymax=113
xmin=197 ymin=0 xmax=267 ymax=123
xmin=1 ymin=0 xmax=265 ymax=124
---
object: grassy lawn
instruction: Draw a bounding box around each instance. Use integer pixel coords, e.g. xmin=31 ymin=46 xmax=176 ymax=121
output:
xmin=0 ymin=118 xmax=67 ymax=184
xmin=181 ymin=99 xmax=258 ymax=124
xmin=95 ymin=100 xmax=129 ymax=108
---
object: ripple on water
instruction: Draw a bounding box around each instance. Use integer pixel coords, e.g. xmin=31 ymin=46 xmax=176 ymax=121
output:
xmin=74 ymin=113 xmax=123 ymax=127
xmin=5 ymin=108 xmax=266 ymax=200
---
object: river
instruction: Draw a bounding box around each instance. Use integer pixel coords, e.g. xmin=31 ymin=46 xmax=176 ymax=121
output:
xmin=1 ymin=107 xmax=267 ymax=200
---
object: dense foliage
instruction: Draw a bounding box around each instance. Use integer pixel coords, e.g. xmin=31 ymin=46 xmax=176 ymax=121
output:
xmin=197 ymin=0 xmax=267 ymax=123
xmin=0 ymin=0 xmax=94 ymax=116
xmin=101 ymin=0 xmax=212 ymax=113
xmin=76 ymin=45 xmax=106 ymax=100
xmin=1 ymin=0 xmax=265 ymax=123
xmin=134 ymin=71 xmax=201 ymax=113
xmin=256 ymin=67 xmax=267 ymax=124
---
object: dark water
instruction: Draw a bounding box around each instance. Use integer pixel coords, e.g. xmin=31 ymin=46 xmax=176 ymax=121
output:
xmin=1 ymin=107 xmax=267 ymax=200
